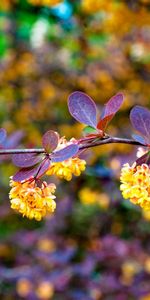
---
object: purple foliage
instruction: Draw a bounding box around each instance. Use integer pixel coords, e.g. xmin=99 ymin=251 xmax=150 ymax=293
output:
xmin=36 ymin=158 xmax=51 ymax=178
xmin=12 ymin=153 xmax=44 ymax=168
xmin=97 ymin=93 xmax=124 ymax=130
xmin=13 ymin=159 xmax=50 ymax=181
xmin=102 ymin=93 xmax=124 ymax=118
xmin=68 ymin=91 xmax=97 ymax=128
xmin=51 ymin=144 xmax=79 ymax=162
xmin=13 ymin=166 xmax=39 ymax=182
xmin=136 ymin=152 xmax=150 ymax=166
xmin=42 ymin=130 xmax=59 ymax=153
xmin=130 ymin=106 xmax=150 ymax=144
xmin=4 ymin=130 xmax=24 ymax=148
xmin=132 ymin=134 xmax=146 ymax=145
xmin=0 ymin=128 xmax=7 ymax=144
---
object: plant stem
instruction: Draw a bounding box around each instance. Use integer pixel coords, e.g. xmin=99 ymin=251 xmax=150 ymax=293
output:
xmin=0 ymin=137 xmax=145 ymax=155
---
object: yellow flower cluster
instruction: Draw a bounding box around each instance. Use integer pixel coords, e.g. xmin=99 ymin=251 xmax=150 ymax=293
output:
xmin=79 ymin=187 xmax=110 ymax=209
xmin=9 ymin=178 xmax=56 ymax=221
xmin=120 ymin=163 xmax=150 ymax=210
xmin=28 ymin=0 xmax=61 ymax=6
xmin=47 ymin=157 xmax=86 ymax=181
xmin=81 ymin=0 xmax=111 ymax=13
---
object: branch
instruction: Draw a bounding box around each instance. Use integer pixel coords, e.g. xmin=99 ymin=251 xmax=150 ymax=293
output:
xmin=0 ymin=137 xmax=145 ymax=155
xmin=79 ymin=136 xmax=143 ymax=150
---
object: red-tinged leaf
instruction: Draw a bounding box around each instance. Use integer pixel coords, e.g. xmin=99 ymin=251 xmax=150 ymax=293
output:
xmin=132 ymin=134 xmax=146 ymax=145
xmin=130 ymin=106 xmax=150 ymax=144
xmin=102 ymin=93 xmax=124 ymax=118
xmin=51 ymin=144 xmax=79 ymax=162
xmin=42 ymin=130 xmax=59 ymax=153
xmin=12 ymin=153 xmax=44 ymax=168
xmin=68 ymin=91 xmax=97 ymax=128
xmin=13 ymin=159 xmax=51 ymax=182
xmin=136 ymin=152 xmax=150 ymax=166
xmin=97 ymin=114 xmax=114 ymax=131
xmin=0 ymin=128 xmax=7 ymax=144
xmin=13 ymin=166 xmax=39 ymax=182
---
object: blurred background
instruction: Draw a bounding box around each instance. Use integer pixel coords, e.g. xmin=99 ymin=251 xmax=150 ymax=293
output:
xmin=0 ymin=0 xmax=150 ymax=299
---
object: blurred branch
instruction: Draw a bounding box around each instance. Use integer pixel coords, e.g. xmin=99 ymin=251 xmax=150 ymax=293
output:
xmin=0 ymin=136 xmax=144 ymax=155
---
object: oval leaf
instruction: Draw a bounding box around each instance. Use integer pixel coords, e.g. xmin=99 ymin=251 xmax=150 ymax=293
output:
xmin=0 ymin=128 xmax=7 ymax=144
xmin=97 ymin=114 xmax=114 ymax=131
xmin=13 ymin=159 xmax=51 ymax=182
xmin=36 ymin=159 xmax=51 ymax=178
xmin=13 ymin=166 xmax=39 ymax=182
xmin=12 ymin=153 xmax=44 ymax=168
xmin=68 ymin=91 xmax=97 ymax=128
xmin=5 ymin=130 xmax=24 ymax=148
xmin=42 ymin=130 xmax=59 ymax=153
xmin=130 ymin=106 xmax=150 ymax=144
xmin=51 ymin=144 xmax=79 ymax=163
xmin=102 ymin=93 xmax=124 ymax=118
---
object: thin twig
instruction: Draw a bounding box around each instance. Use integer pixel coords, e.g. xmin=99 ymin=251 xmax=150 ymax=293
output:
xmin=0 ymin=137 xmax=145 ymax=155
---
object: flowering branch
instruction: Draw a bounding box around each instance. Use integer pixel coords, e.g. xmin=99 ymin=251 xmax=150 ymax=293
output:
xmin=0 ymin=136 xmax=145 ymax=155
xmin=2 ymin=91 xmax=150 ymax=221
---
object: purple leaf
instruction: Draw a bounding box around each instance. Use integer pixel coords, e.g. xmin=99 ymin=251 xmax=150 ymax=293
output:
xmin=0 ymin=128 xmax=7 ymax=144
xmin=5 ymin=130 xmax=24 ymax=148
xmin=136 ymin=152 xmax=150 ymax=166
xmin=13 ymin=159 xmax=51 ymax=182
xmin=68 ymin=91 xmax=97 ymax=128
xmin=36 ymin=159 xmax=51 ymax=178
xmin=132 ymin=134 xmax=146 ymax=145
xmin=102 ymin=93 xmax=124 ymax=118
xmin=130 ymin=106 xmax=150 ymax=144
xmin=12 ymin=153 xmax=44 ymax=168
xmin=13 ymin=166 xmax=39 ymax=182
xmin=42 ymin=130 xmax=59 ymax=153
xmin=51 ymin=144 xmax=79 ymax=162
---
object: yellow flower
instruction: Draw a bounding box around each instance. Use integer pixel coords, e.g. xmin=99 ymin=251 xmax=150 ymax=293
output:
xmin=120 ymin=260 xmax=141 ymax=286
xmin=16 ymin=278 xmax=32 ymax=298
xmin=36 ymin=281 xmax=54 ymax=299
xmin=47 ymin=157 xmax=86 ymax=181
xmin=79 ymin=187 xmax=98 ymax=205
xmin=120 ymin=163 xmax=150 ymax=210
xmin=142 ymin=209 xmax=150 ymax=221
xmin=28 ymin=0 xmax=62 ymax=6
xmin=81 ymin=0 xmax=111 ymax=14
xmin=9 ymin=178 xmax=56 ymax=221
xmin=79 ymin=188 xmax=110 ymax=209
xmin=46 ymin=136 xmax=86 ymax=181
xmin=140 ymin=295 xmax=150 ymax=300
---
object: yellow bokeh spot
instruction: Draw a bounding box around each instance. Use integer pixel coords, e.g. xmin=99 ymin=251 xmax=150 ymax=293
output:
xmin=79 ymin=188 xmax=110 ymax=209
xmin=16 ymin=278 xmax=32 ymax=298
xmin=36 ymin=281 xmax=54 ymax=299
xmin=28 ymin=0 xmax=62 ymax=6
xmin=37 ymin=238 xmax=56 ymax=253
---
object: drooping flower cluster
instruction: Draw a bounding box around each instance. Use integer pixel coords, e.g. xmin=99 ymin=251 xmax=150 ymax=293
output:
xmin=47 ymin=157 xmax=86 ymax=181
xmin=9 ymin=134 xmax=86 ymax=220
xmin=47 ymin=137 xmax=86 ymax=181
xmin=120 ymin=163 xmax=150 ymax=210
xmin=9 ymin=178 xmax=56 ymax=221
